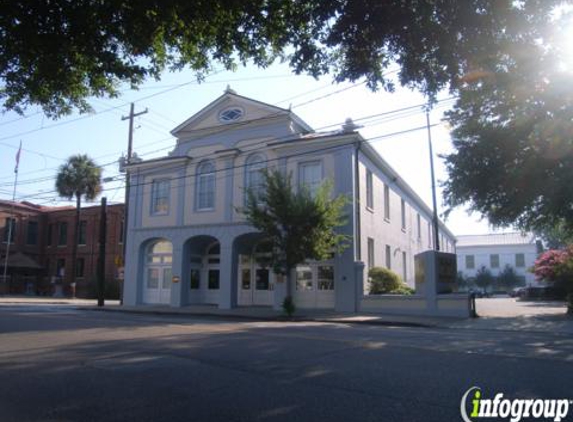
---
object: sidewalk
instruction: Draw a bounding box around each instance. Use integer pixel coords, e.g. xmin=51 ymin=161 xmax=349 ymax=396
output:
xmin=0 ymin=295 xmax=454 ymax=328
xmin=1 ymin=296 xmax=571 ymax=334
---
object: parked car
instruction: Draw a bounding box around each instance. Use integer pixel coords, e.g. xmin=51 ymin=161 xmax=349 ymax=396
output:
xmin=509 ymin=287 xmax=526 ymax=298
xmin=468 ymin=288 xmax=488 ymax=298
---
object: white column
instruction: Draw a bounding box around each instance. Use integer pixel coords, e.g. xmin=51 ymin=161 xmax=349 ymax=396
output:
xmin=170 ymin=243 xmax=184 ymax=307
xmin=217 ymin=239 xmax=236 ymax=309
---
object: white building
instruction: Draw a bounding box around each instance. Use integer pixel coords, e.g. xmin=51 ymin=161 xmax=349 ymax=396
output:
xmin=122 ymin=89 xmax=456 ymax=311
xmin=456 ymin=233 xmax=539 ymax=286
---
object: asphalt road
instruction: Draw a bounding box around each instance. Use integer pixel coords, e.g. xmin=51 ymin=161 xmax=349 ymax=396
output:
xmin=1 ymin=304 xmax=572 ymax=422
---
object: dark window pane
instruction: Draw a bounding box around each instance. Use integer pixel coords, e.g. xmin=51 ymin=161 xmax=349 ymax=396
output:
xmin=78 ymin=220 xmax=87 ymax=245
xmin=208 ymin=270 xmax=219 ymax=290
xmin=76 ymin=258 xmax=85 ymax=277
xmin=190 ymin=269 xmax=200 ymax=289
xmin=58 ymin=223 xmax=68 ymax=245
xmin=255 ymin=268 xmax=269 ymax=290
xmin=26 ymin=221 xmax=38 ymax=245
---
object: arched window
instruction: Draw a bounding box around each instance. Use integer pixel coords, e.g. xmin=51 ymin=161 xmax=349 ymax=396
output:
xmin=245 ymin=154 xmax=266 ymax=201
xmin=196 ymin=161 xmax=215 ymax=210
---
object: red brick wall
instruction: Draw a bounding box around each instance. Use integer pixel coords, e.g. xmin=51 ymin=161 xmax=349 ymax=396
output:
xmin=0 ymin=201 xmax=124 ymax=297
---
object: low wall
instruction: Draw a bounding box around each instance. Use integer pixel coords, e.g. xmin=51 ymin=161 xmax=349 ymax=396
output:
xmin=360 ymin=293 xmax=471 ymax=318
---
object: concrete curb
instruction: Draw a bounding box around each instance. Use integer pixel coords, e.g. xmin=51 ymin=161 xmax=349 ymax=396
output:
xmin=79 ymin=306 xmax=437 ymax=328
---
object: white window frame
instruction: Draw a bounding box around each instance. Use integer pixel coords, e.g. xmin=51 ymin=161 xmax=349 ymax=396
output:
xmin=383 ymin=184 xmax=390 ymax=221
xmin=298 ymin=160 xmax=322 ymax=197
xmin=366 ymin=169 xmax=373 ymax=209
xmin=367 ymin=237 xmax=375 ymax=269
xmin=515 ymin=253 xmax=525 ymax=268
xmin=196 ymin=161 xmax=216 ymax=211
xmin=245 ymin=154 xmax=266 ymax=203
xmin=151 ymin=178 xmax=170 ymax=216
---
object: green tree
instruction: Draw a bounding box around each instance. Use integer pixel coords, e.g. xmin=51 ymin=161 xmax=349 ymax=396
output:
xmin=241 ymin=169 xmax=349 ymax=313
xmin=497 ymin=265 xmax=523 ymax=292
xmin=474 ymin=266 xmax=495 ymax=294
xmin=442 ymin=5 xmax=573 ymax=234
xmin=55 ymin=154 xmax=102 ymax=290
xmin=456 ymin=271 xmax=470 ymax=292
xmin=535 ymin=221 xmax=573 ymax=250
xmin=0 ymin=1 xmax=565 ymax=117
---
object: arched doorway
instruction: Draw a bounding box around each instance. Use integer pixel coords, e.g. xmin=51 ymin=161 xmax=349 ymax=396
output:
xmin=143 ymin=240 xmax=172 ymax=304
xmin=236 ymin=237 xmax=275 ymax=306
xmin=186 ymin=236 xmax=220 ymax=305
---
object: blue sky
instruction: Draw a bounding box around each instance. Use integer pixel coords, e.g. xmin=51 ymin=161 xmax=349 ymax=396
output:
xmin=0 ymin=61 xmax=499 ymax=235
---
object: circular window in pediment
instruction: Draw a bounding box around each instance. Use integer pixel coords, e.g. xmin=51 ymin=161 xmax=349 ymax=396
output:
xmin=218 ymin=107 xmax=244 ymax=123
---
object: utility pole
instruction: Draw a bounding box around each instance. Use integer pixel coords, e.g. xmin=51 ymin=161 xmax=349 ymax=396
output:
xmin=97 ymin=197 xmax=107 ymax=307
xmin=426 ymin=109 xmax=440 ymax=252
xmin=120 ymin=103 xmax=147 ymax=304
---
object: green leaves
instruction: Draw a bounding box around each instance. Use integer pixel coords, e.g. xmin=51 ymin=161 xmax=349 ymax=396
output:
xmin=55 ymin=154 xmax=103 ymax=202
xmin=241 ymin=169 xmax=349 ymax=276
xmin=1 ymin=1 xmax=566 ymax=117
xmin=442 ymin=13 xmax=573 ymax=235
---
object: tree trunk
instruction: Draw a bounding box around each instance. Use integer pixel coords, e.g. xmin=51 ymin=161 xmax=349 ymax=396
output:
xmin=70 ymin=194 xmax=81 ymax=297
xmin=285 ymin=267 xmax=293 ymax=299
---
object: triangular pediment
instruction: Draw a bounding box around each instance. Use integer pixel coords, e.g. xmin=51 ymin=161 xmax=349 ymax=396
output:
xmin=170 ymin=89 xmax=312 ymax=137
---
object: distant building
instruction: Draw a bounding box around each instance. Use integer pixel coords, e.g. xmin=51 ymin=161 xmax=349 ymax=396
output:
xmin=456 ymin=233 xmax=539 ymax=287
xmin=0 ymin=200 xmax=124 ymax=296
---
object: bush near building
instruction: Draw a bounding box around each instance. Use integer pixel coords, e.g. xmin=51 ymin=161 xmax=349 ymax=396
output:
xmin=368 ymin=267 xmax=414 ymax=295
xmin=532 ymin=247 xmax=573 ymax=314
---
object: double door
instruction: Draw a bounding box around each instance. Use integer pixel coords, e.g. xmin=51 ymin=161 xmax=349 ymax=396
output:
xmin=144 ymin=266 xmax=172 ymax=304
xmin=238 ymin=255 xmax=274 ymax=306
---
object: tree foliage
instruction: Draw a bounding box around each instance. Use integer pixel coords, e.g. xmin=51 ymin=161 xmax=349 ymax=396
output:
xmin=533 ymin=246 xmax=573 ymax=313
xmin=497 ymin=265 xmax=523 ymax=291
xmin=474 ymin=266 xmax=495 ymax=292
xmin=241 ymin=169 xmax=349 ymax=299
xmin=368 ymin=267 xmax=402 ymax=294
xmin=56 ymin=154 xmax=103 ymax=203
xmin=442 ymin=4 xmax=573 ymax=234
xmin=55 ymin=154 xmax=102 ymax=288
xmin=1 ymin=1 xmax=565 ymax=117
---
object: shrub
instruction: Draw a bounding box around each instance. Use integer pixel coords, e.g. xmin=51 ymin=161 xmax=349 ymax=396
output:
xmin=533 ymin=246 xmax=573 ymax=314
xmin=282 ymin=295 xmax=296 ymax=317
xmin=391 ymin=284 xmax=415 ymax=295
xmin=368 ymin=266 xmax=403 ymax=294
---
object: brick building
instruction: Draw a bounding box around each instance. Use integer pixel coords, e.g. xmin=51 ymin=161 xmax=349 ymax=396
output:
xmin=0 ymin=200 xmax=124 ymax=297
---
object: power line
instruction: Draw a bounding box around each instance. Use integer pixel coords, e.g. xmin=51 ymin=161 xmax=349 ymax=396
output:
xmin=10 ymin=121 xmax=440 ymax=204
xmin=0 ymin=96 xmax=453 ymax=190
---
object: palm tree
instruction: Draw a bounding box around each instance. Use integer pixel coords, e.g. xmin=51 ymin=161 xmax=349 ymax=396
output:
xmin=55 ymin=154 xmax=102 ymax=294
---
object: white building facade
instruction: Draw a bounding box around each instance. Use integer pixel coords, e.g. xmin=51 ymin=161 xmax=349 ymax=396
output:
xmin=456 ymin=233 xmax=539 ymax=286
xmin=122 ymin=90 xmax=456 ymax=311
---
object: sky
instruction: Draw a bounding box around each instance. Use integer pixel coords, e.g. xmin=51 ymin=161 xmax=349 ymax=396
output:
xmin=0 ymin=61 xmax=505 ymax=236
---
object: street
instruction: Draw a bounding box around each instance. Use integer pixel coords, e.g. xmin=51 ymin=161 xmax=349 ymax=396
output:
xmin=1 ymin=303 xmax=572 ymax=422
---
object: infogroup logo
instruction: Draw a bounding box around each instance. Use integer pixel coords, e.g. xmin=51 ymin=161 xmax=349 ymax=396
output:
xmin=460 ymin=386 xmax=572 ymax=422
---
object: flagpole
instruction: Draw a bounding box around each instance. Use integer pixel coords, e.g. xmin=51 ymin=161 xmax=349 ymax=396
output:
xmin=2 ymin=142 xmax=21 ymax=291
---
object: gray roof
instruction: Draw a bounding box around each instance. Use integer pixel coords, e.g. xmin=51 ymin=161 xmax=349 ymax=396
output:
xmin=456 ymin=232 xmax=536 ymax=247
